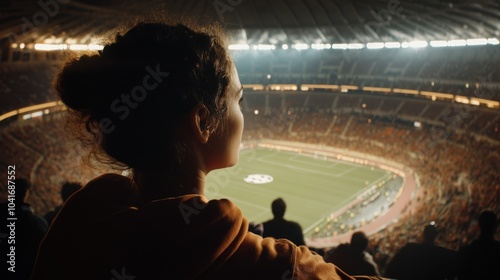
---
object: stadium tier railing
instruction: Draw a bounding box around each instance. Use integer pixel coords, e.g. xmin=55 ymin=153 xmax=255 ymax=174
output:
xmin=0 ymin=101 xmax=65 ymax=124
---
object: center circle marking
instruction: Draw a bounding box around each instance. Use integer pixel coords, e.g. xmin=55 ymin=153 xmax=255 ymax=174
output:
xmin=243 ymin=174 xmax=274 ymax=184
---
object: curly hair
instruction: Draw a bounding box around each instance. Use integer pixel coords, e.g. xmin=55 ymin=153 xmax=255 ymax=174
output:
xmin=55 ymin=21 xmax=233 ymax=171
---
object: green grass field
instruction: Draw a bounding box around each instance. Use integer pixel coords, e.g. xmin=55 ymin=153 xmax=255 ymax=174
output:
xmin=205 ymin=147 xmax=391 ymax=236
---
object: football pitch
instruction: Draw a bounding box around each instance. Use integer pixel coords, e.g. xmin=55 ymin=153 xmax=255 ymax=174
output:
xmin=205 ymin=147 xmax=391 ymax=237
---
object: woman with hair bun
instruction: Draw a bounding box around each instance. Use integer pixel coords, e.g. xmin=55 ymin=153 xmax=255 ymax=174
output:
xmin=31 ymin=22 xmax=383 ymax=280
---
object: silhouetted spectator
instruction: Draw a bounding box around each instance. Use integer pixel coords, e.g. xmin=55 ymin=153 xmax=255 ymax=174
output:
xmin=31 ymin=22 xmax=383 ymax=280
xmin=0 ymin=178 xmax=47 ymax=280
xmin=248 ymin=222 xmax=264 ymax=236
xmin=262 ymin=198 xmax=306 ymax=246
xmin=385 ymin=222 xmax=457 ymax=280
xmin=457 ymin=210 xmax=500 ymax=280
xmin=324 ymin=231 xmax=381 ymax=276
xmin=44 ymin=182 xmax=82 ymax=225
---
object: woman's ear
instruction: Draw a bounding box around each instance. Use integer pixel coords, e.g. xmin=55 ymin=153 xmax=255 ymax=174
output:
xmin=190 ymin=103 xmax=211 ymax=144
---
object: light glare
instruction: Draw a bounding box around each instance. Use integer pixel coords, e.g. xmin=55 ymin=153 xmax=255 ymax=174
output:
xmin=311 ymin=43 xmax=331 ymax=50
xmin=408 ymin=41 xmax=428 ymax=48
xmin=448 ymin=40 xmax=466 ymax=47
xmin=331 ymin=43 xmax=348 ymax=49
xmin=488 ymin=38 xmax=499 ymax=45
xmin=34 ymin=43 xmax=67 ymax=51
xmin=384 ymin=42 xmax=401 ymax=48
xmin=228 ymin=44 xmax=250 ymax=50
xmin=466 ymin=38 xmax=488 ymax=46
xmin=367 ymin=42 xmax=384 ymax=49
xmin=347 ymin=43 xmax=364 ymax=49
xmin=292 ymin=43 xmax=309 ymax=50
xmin=430 ymin=40 xmax=448 ymax=47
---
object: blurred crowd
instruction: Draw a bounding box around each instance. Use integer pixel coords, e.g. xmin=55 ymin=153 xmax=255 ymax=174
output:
xmin=244 ymin=108 xmax=499 ymax=273
xmin=0 ymin=64 xmax=58 ymax=115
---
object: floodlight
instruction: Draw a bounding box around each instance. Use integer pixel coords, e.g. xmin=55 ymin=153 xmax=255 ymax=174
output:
xmin=69 ymin=44 xmax=89 ymax=50
xmin=447 ymin=40 xmax=466 ymax=47
xmin=487 ymin=38 xmax=499 ymax=45
xmin=311 ymin=43 xmax=331 ymax=50
xmin=430 ymin=40 xmax=447 ymax=47
xmin=34 ymin=43 xmax=67 ymax=51
xmin=384 ymin=42 xmax=401 ymax=48
xmin=331 ymin=43 xmax=348 ymax=49
xmin=88 ymin=44 xmax=104 ymax=50
xmin=347 ymin=43 xmax=363 ymax=49
xmin=228 ymin=44 xmax=250 ymax=50
xmin=366 ymin=42 xmax=384 ymax=49
xmin=408 ymin=41 xmax=427 ymax=48
xmin=253 ymin=44 xmax=275 ymax=50
xmin=292 ymin=43 xmax=309 ymax=50
xmin=470 ymin=100 xmax=480 ymax=106
xmin=466 ymin=38 xmax=487 ymax=46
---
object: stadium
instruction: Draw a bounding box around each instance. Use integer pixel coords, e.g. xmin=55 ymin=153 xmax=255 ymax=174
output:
xmin=1 ymin=0 xmax=499 ymax=278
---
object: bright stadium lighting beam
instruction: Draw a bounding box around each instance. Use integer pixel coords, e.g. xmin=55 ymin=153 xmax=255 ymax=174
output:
xmin=448 ymin=39 xmax=466 ymax=47
xmin=408 ymin=41 xmax=428 ymax=48
xmin=366 ymin=42 xmax=384 ymax=49
xmin=69 ymin=44 xmax=89 ymax=51
xmin=331 ymin=43 xmax=348 ymax=49
xmin=292 ymin=43 xmax=309 ymax=50
xmin=253 ymin=44 xmax=275 ymax=50
xmin=430 ymin=40 xmax=448 ymax=47
xmin=487 ymin=38 xmax=499 ymax=45
xmin=228 ymin=44 xmax=250 ymax=50
xmin=34 ymin=43 xmax=67 ymax=51
xmin=347 ymin=43 xmax=364 ymax=49
xmin=282 ymin=44 xmax=289 ymax=49
xmin=466 ymin=38 xmax=488 ymax=46
xmin=311 ymin=43 xmax=331 ymax=50
xmin=88 ymin=44 xmax=104 ymax=50
xmin=384 ymin=42 xmax=400 ymax=48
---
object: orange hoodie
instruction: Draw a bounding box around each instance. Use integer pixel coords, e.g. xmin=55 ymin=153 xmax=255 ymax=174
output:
xmin=31 ymin=174 xmax=384 ymax=280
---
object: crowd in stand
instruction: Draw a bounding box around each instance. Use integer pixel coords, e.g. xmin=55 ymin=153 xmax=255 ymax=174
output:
xmin=0 ymin=64 xmax=59 ymax=114
xmin=2 ymin=44 xmax=500 ymax=121
xmin=0 ymin=115 xmax=115 ymax=214
xmin=234 ymin=45 xmax=500 ymax=101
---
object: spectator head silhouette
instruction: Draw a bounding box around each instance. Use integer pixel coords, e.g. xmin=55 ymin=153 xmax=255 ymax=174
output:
xmin=57 ymin=22 xmax=234 ymax=170
xmin=478 ymin=210 xmax=497 ymax=238
xmin=60 ymin=182 xmax=82 ymax=202
xmin=271 ymin=198 xmax=286 ymax=219
xmin=56 ymin=21 xmax=240 ymax=201
xmin=422 ymin=222 xmax=438 ymax=244
xmin=15 ymin=177 xmax=31 ymax=203
xmin=350 ymin=231 xmax=369 ymax=253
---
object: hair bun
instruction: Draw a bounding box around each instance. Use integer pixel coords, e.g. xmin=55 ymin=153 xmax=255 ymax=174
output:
xmin=56 ymin=54 xmax=108 ymax=113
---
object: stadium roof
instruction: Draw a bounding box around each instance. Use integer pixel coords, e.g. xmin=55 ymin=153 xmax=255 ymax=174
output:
xmin=1 ymin=0 xmax=500 ymax=45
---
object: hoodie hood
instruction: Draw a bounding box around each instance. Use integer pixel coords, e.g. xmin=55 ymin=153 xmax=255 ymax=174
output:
xmin=32 ymin=173 xmax=248 ymax=279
